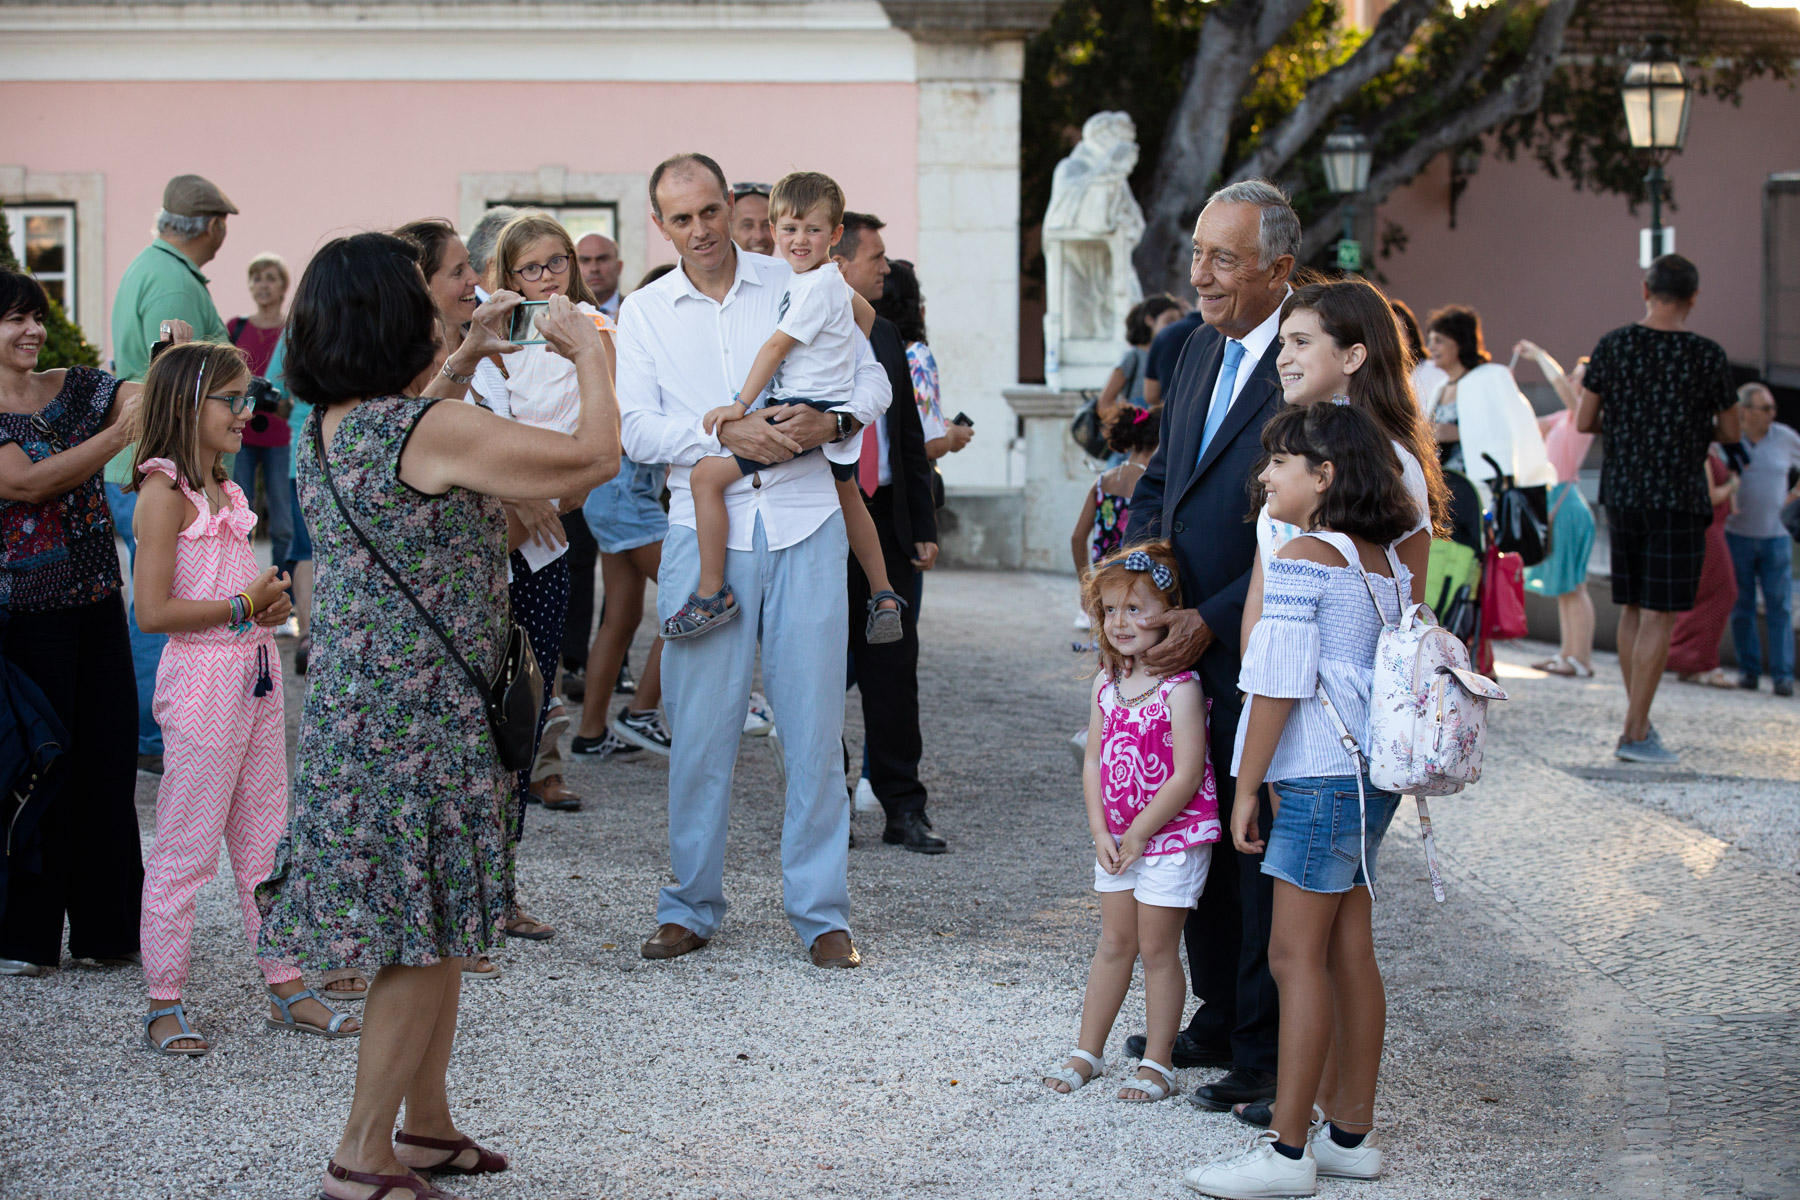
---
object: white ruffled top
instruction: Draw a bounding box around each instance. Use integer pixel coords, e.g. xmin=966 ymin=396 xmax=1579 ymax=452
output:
xmin=1231 ymin=530 xmax=1409 ymax=782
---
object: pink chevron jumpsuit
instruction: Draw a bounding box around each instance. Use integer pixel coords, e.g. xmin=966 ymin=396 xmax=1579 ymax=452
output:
xmin=137 ymin=458 xmax=300 ymax=1000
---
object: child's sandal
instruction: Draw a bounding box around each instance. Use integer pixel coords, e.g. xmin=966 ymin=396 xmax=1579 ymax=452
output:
xmin=865 ymin=590 xmax=907 ymax=645
xmin=141 ymin=1003 xmax=209 ymax=1056
xmin=661 ymin=586 xmax=739 ymax=641
xmin=1042 ymin=1048 xmax=1104 ymax=1093
xmin=1118 ymin=1058 xmax=1176 ymax=1102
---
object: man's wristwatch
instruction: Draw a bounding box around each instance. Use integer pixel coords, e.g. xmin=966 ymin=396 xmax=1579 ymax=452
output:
xmin=440 ymin=360 xmax=475 ymax=386
xmin=832 ymin=411 xmax=857 ymax=442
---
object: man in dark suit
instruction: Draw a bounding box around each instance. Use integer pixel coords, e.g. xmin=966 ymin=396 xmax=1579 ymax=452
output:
xmin=1125 ymin=180 xmax=1300 ymax=1111
xmin=832 ymin=212 xmax=945 ymax=853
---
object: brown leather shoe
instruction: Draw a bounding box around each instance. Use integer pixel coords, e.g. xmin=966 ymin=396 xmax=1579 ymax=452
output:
xmin=529 ymin=774 xmax=583 ymax=811
xmin=808 ymin=929 xmax=861 ymax=969
xmin=640 ymin=923 xmax=707 ymax=960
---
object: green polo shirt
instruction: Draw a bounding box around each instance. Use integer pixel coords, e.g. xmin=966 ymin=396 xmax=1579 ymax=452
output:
xmin=105 ymin=238 xmax=229 ymax=484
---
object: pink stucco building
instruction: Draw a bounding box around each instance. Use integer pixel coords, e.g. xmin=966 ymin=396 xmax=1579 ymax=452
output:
xmin=1377 ymin=71 xmax=1800 ymax=388
xmin=0 ymin=0 xmax=1057 ymax=492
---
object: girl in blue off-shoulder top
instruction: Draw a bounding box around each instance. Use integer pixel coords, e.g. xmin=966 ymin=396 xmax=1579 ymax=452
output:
xmin=1184 ymin=403 xmax=1424 ymax=1199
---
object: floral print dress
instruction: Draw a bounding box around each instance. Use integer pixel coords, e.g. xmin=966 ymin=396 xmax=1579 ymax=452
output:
xmin=256 ymin=396 xmax=512 ymax=969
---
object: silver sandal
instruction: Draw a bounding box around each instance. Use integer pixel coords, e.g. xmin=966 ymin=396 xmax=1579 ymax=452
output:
xmin=142 ymin=1003 xmax=209 ymax=1056
xmin=265 ymin=987 xmax=360 ymax=1039
xmin=865 ymin=590 xmax=907 ymax=645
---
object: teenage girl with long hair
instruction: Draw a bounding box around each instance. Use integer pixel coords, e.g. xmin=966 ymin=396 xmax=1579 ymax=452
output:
xmin=1241 ymin=279 xmax=1450 ymax=653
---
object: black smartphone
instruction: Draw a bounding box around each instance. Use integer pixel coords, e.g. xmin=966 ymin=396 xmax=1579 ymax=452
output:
xmin=951 ymin=412 xmax=974 ymax=427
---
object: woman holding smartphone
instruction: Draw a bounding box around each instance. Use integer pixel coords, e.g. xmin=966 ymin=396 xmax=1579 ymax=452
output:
xmin=255 ymin=233 xmax=619 ymax=1198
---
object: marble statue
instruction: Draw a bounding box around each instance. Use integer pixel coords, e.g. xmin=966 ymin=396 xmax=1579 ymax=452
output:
xmin=1042 ymin=111 xmax=1145 ymax=388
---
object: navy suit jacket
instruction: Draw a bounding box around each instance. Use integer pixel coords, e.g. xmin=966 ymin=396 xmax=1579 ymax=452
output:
xmin=1127 ymin=323 xmax=1283 ymax=769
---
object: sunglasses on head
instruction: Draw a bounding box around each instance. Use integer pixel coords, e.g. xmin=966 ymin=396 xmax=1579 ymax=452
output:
xmin=731 ymin=182 xmax=772 ymax=199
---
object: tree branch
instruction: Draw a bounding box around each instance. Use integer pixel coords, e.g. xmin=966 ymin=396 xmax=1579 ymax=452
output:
xmin=1296 ymin=0 xmax=1580 ymax=263
xmin=1135 ymin=0 xmax=1316 ymax=295
xmin=1228 ymin=0 xmax=1439 ymax=186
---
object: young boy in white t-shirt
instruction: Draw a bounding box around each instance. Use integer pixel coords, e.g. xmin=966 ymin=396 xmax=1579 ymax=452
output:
xmin=662 ymin=170 xmax=906 ymax=644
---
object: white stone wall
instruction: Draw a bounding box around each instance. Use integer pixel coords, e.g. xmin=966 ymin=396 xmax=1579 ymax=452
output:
xmin=912 ymin=39 xmax=1025 ymax=491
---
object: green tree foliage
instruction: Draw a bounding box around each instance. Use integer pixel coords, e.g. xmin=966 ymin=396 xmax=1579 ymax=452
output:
xmin=0 ymin=208 xmax=101 ymax=370
xmin=1022 ymin=0 xmax=1795 ymax=290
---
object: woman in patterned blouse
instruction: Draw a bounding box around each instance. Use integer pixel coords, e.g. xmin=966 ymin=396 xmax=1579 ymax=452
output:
xmin=0 ymin=268 xmax=192 ymax=976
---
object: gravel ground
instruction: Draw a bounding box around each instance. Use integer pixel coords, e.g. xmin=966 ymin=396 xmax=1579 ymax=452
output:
xmin=0 ymin=570 xmax=1731 ymax=1200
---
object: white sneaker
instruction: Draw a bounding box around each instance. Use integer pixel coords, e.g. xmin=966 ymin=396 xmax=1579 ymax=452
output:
xmin=1183 ymin=1130 xmax=1317 ymax=1198
xmin=1073 ymin=609 xmax=1092 ymax=630
xmin=1308 ymin=1123 xmax=1381 ymax=1180
xmin=743 ymin=691 xmax=774 ymax=736
xmin=853 ymin=777 xmax=881 ymax=813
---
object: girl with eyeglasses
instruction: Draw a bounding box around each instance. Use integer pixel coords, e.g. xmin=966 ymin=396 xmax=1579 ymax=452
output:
xmin=0 ymin=268 xmax=160 ymax=979
xmin=125 ymin=342 xmax=362 ymax=1054
xmin=474 ymin=212 xmax=624 ymax=952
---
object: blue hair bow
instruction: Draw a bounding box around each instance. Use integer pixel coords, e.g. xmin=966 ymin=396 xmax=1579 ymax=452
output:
xmin=1123 ymin=549 xmax=1173 ymax=592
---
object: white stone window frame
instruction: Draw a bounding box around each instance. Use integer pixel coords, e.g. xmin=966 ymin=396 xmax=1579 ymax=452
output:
xmin=4 ymin=203 xmax=77 ymax=318
xmin=0 ymin=168 xmax=105 ymax=344
xmin=460 ymin=168 xmax=648 ymax=296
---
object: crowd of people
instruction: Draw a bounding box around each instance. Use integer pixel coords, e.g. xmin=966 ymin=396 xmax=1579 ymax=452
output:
xmin=0 ymin=155 xmax=1793 ymax=1200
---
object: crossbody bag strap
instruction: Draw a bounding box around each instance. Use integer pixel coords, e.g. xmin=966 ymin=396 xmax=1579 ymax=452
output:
xmin=311 ymin=416 xmax=493 ymax=702
xmin=1313 ymin=682 xmax=1376 ymax=902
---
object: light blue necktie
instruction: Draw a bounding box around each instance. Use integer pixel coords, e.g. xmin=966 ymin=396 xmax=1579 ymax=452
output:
xmin=1198 ymin=338 xmax=1246 ymax=464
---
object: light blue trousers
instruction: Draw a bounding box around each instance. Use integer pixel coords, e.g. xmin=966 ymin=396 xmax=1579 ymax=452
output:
xmin=656 ymin=512 xmax=851 ymax=947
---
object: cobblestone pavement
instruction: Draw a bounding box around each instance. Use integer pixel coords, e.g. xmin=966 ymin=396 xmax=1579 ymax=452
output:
xmin=1461 ymin=638 xmax=1800 ymax=1199
xmin=0 ymin=571 xmax=1795 ymax=1199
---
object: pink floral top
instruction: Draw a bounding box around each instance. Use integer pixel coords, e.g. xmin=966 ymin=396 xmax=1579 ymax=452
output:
xmin=137 ymin=457 xmax=270 ymax=650
xmin=1097 ymin=669 xmax=1221 ymax=855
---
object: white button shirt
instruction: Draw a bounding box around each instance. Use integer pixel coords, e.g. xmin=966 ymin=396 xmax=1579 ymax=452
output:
xmin=616 ymin=250 xmax=891 ymax=551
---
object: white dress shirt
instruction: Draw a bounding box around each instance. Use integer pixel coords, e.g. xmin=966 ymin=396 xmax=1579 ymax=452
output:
xmin=615 ymin=249 xmax=891 ymax=552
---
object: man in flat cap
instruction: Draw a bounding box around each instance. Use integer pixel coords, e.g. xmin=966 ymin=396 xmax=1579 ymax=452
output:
xmin=105 ymin=173 xmax=236 ymax=773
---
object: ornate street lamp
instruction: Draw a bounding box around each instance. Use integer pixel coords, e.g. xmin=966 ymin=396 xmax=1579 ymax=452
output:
xmin=1321 ymin=117 xmax=1373 ymax=273
xmin=1620 ymin=33 xmax=1692 ymax=260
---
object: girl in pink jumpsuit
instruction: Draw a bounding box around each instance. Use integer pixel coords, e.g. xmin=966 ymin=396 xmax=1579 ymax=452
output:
xmin=129 ymin=342 xmax=357 ymax=1055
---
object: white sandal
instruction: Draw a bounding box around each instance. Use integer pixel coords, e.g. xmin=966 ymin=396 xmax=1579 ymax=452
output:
xmin=1118 ymin=1057 xmax=1176 ymax=1102
xmin=1042 ymin=1048 xmax=1104 ymax=1093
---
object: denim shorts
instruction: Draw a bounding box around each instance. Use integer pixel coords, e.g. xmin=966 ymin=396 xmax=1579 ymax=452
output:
xmin=584 ymin=456 xmax=668 ymax=554
xmin=1261 ymin=775 xmax=1401 ymax=894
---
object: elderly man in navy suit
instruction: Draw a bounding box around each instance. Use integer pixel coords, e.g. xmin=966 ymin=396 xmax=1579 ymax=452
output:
xmin=1123 ymin=179 xmax=1300 ymax=1113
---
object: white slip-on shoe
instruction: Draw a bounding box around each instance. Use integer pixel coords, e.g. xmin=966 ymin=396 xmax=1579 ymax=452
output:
xmin=854 ymin=777 xmax=881 ymax=813
xmin=1308 ymin=1122 xmax=1382 ymax=1180
xmin=1183 ymin=1130 xmax=1317 ymax=1199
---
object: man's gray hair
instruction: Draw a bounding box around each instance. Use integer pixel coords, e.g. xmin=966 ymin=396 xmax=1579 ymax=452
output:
xmin=1205 ymin=179 xmax=1302 ymax=270
xmin=466 ymin=206 xmax=519 ymax=276
xmin=155 ymin=210 xmax=214 ymax=241
xmin=1738 ymin=381 xmax=1775 ymax=406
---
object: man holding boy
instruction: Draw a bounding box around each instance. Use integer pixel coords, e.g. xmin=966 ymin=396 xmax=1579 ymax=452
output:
xmin=615 ymin=153 xmax=891 ymax=969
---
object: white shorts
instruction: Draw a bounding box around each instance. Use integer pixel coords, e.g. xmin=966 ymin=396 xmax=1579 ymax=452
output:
xmin=1093 ymin=843 xmax=1213 ymax=909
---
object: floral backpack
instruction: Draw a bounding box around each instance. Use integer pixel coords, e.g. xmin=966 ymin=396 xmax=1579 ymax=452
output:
xmin=1311 ymin=537 xmax=1508 ymax=902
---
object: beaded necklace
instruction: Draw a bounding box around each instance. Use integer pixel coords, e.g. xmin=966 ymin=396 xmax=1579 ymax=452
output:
xmin=1111 ymin=669 xmax=1162 ymax=707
